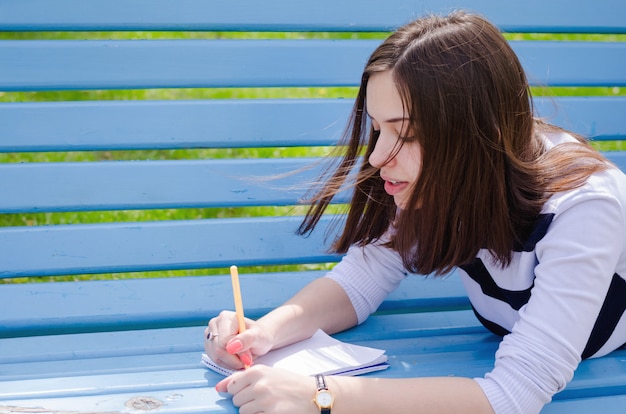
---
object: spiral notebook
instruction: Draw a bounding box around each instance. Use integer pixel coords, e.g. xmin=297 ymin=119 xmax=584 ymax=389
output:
xmin=201 ymin=329 xmax=389 ymax=377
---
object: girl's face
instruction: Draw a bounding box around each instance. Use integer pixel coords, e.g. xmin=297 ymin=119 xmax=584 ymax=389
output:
xmin=366 ymin=71 xmax=422 ymax=209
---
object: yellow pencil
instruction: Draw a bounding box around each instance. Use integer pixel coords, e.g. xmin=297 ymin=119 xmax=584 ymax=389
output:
xmin=230 ymin=265 xmax=246 ymax=334
xmin=229 ymin=265 xmax=250 ymax=368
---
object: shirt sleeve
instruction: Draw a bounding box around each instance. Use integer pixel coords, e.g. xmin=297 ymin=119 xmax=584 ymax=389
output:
xmin=475 ymin=188 xmax=626 ymax=414
xmin=325 ymin=235 xmax=408 ymax=324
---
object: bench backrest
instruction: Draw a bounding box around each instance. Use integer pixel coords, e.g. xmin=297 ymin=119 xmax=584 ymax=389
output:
xmin=1 ymin=0 xmax=625 ymax=318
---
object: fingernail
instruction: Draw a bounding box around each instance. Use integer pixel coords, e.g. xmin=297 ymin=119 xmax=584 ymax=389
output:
xmin=226 ymin=339 xmax=243 ymax=354
xmin=240 ymin=352 xmax=253 ymax=367
xmin=215 ymin=379 xmax=227 ymax=393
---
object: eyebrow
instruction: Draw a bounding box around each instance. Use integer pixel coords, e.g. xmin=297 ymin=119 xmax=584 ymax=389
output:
xmin=385 ymin=117 xmax=410 ymax=123
xmin=366 ymin=112 xmax=410 ymax=124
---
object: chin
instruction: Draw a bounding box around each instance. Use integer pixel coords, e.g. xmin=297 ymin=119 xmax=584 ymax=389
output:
xmin=393 ymin=198 xmax=407 ymax=209
xmin=394 ymin=195 xmax=420 ymax=210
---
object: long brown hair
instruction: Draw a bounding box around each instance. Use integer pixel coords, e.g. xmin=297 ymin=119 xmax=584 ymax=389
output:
xmin=298 ymin=11 xmax=610 ymax=275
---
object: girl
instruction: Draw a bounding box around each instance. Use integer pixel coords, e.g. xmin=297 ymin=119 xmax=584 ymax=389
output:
xmin=205 ymin=11 xmax=626 ymax=414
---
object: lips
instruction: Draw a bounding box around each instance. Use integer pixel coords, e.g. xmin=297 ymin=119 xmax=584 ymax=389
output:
xmin=383 ymin=178 xmax=408 ymax=196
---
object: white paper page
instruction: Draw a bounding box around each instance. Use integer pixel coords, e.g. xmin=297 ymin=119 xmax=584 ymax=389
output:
xmin=202 ymin=329 xmax=388 ymax=377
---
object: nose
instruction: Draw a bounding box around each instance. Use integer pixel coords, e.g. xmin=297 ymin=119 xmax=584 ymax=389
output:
xmin=368 ymin=132 xmax=397 ymax=168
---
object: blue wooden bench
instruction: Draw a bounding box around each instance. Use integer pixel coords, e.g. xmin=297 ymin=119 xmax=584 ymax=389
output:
xmin=1 ymin=1 xmax=625 ymax=412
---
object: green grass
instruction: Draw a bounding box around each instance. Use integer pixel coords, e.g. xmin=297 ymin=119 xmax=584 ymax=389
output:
xmin=1 ymin=30 xmax=624 ymax=283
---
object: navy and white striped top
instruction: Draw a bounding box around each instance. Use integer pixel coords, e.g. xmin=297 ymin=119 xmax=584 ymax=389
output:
xmin=326 ymin=132 xmax=626 ymax=414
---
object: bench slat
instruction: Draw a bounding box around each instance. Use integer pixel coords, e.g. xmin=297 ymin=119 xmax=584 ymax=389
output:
xmin=4 ymin=385 xmax=623 ymax=414
xmin=1 ymin=325 xmax=495 ymax=374
xmin=0 ymin=388 xmax=227 ymax=413
xmin=2 ymin=40 xmax=625 ymax=91
xmin=0 ymin=320 xmax=624 ymax=412
xmin=0 ymin=158 xmax=341 ymax=213
xmin=542 ymin=395 xmax=626 ymax=414
xmin=533 ymin=96 xmax=626 ymax=141
xmin=0 ymin=99 xmax=352 ymax=151
xmin=0 ymin=272 xmax=470 ymax=338
xmin=604 ymin=152 xmax=626 ymax=171
xmin=513 ymin=41 xmax=626 ymax=87
xmin=1 ymin=0 xmax=625 ymax=34
xmin=2 ymin=152 xmax=623 ymax=214
xmin=0 ymin=39 xmax=376 ymax=91
xmin=0 ymin=216 xmax=341 ymax=278
xmin=1 ymin=97 xmax=624 ymax=153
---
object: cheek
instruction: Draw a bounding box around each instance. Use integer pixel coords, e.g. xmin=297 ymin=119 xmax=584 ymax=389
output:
xmin=406 ymin=145 xmax=423 ymax=180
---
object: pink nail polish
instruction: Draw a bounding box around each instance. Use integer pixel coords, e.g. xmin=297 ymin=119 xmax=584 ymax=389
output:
xmin=226 ymin=339 xmax=243 ymax=354
xmin=240 ymin=353 xmax=253 ymax=367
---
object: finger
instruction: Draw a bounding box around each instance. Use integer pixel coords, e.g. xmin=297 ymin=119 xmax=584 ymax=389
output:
xmin=216 ymin=338 xmax=251 ymax=369
xmin=224 ymin=337 xmax=254 ymax=367
xmin=225 ymin=337 xmax=244 ymax=354
xmin=204 ymin=321 xmax=223 ymax=354
xmin=205 ymin=320 xmax=247 ymax=369
xmin=204 ymin=312 xmax=237 ymax=352
xmin=215 ymin=353 xmax=247 ymax=371
xmin=205 ymin=318 xmax=219 ymax=342
xmin=226 ymin=372 xmax=257 ymax=410
xmin=215 ymin=376 xmax=230 ymax=393
xmin=215 ymin=311 xmax=241 ymax=345
xmin=239 ymin=350 xmax=253 ymax=367
xmin=222 ymin=370 xmax=249 ymax=395
xmin=228 ymin=367 xmax=277 ymax=414
xmin=225 ymin=321 xmax=258 ymax=353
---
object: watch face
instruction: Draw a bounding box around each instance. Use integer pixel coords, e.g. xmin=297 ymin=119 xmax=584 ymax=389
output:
xmin=316 ymin=390 xmax=333 ymax=407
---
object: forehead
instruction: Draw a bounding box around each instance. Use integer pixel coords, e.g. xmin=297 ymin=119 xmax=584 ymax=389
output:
xmin=365 ymin=71 xmax=408 ymax=123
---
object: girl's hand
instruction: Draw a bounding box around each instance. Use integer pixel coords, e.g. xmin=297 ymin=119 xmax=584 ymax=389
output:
xmin=216 ymin=365 xmax=318 ymax=414
xmin=204 ymin=310 xmax=274 ymax=370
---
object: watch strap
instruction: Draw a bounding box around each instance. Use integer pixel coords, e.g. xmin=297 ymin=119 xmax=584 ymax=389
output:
xmin=315 ymin=374 xmax=332 ymax=414
xmin=315 ymin=374 xmax=328 ymax=391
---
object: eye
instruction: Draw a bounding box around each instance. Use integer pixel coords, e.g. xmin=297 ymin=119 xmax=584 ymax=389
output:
xmin=398 ymin=128 xmax=417 ymax=142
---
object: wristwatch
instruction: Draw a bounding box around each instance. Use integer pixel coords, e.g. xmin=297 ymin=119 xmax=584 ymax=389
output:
xmin=313 ymin=374 xmax=334 ymax=413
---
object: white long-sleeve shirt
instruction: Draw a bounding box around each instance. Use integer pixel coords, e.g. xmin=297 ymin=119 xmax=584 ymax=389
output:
xmin=325 ymin=132 xmax=626 ymax=414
